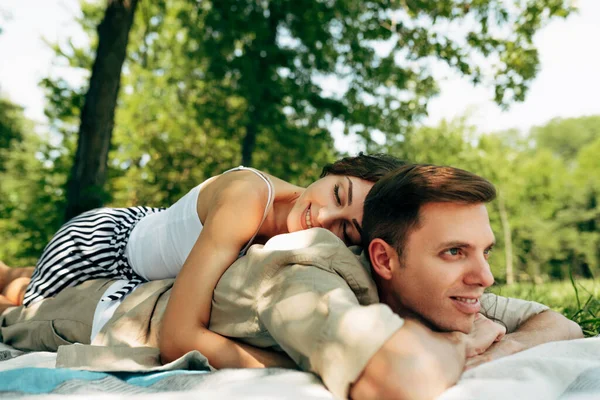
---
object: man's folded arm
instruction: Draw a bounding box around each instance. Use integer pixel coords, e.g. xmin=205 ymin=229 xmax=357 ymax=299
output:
xmin=481 ymin=293 xmax=582 ymax=338
xmin=504 ymin=307 xmax=584 ymax=347
xmin=469 ymin=294 xmax=584 ymax=368
xmin=257 ymin=264 xmax=467 ymax=399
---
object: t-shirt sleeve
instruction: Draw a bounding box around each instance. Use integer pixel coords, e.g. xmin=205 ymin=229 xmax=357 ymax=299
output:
xmin=257 ymin=263 xmax=404 ymax=399
xmin=480 ymin=293 xmax=550 ymax=333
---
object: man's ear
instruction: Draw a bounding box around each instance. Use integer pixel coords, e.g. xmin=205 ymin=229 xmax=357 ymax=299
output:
xmin=368 ymin=238 xmax=398 ymax=281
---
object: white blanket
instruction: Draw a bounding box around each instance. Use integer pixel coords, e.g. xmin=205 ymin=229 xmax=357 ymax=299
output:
xmin=440 ymin=337 xmax=600 ymax=400
xmin=1 ymin=338 xmax=599 ymax=399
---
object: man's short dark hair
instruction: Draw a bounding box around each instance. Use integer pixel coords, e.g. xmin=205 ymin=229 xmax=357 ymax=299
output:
xmin=362 ymin=164 xmax=497 ymax=256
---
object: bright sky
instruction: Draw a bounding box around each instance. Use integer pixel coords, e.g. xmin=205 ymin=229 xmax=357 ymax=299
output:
xmin=0 ymin=0 xmax=599 ymax=142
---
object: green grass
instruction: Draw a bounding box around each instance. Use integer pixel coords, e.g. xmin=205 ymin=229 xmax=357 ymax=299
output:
xmin=490 ymin=279 xmax=600 ymax=337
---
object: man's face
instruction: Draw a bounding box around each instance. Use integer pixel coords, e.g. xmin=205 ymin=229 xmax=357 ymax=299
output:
xmin=388 ymin=202 xmax=496 ymax=333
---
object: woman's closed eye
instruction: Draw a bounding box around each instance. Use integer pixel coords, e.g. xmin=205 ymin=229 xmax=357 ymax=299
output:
xmin=333 ymin=184 xmax=342 ymax=205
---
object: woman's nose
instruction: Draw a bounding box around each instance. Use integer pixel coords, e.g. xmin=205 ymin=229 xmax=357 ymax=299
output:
xmin=316 ymin=207 xmax=340 ymax=229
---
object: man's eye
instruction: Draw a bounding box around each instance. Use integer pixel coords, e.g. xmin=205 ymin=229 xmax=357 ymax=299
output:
xmin=333 ymin=184 xmax=342 ymax=205
xmin=445 ymin=248 xmax=460 ymax=256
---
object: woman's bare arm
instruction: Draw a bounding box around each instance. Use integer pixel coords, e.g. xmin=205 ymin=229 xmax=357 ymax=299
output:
xmin=159 ymin=175 xmax=294 ymax=368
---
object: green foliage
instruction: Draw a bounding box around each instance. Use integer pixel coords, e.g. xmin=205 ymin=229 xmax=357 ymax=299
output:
xmin=0 ymin=98 xmax=27 ymax=172
xmin=0 ymin=97 xmax=69 ymax=265
xmin=0 ymin=0 xmax=580 ymax=266
xmin=491 ymin=279 xmax=600 ymax=337
xmin=386 ymin=114 xmax=600 ymax=285
xmin=41 ymin=0 xmax=576 ymax=197
xmin=532 ymin=116 xmax=600 ymax=161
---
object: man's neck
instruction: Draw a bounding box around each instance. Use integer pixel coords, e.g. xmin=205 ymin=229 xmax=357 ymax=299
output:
xmin=378 ymin=282 xmax=439 ymax=331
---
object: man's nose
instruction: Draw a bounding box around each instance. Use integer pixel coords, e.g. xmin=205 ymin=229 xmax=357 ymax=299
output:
xmin=464 ymin=256 xmax=495 ymax=288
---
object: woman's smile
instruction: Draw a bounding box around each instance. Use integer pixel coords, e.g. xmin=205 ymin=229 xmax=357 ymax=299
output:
xmin=304 ymin=204 xmax=314 ymax=229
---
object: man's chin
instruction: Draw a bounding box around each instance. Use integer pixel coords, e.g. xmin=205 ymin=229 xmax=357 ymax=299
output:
xmin=429 ymin=316 xmax=474 ymax=334
xmin=397 ymin=307 xmax=474 ymax=333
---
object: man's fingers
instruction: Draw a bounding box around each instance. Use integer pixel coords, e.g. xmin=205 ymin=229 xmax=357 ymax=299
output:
xmin=464 ymin=357 xmax=482 ymax=371
xmin=464 ymin=354 xmax=492 ymax=371
xmin=495 ymin=325 xmax=507 ymax=342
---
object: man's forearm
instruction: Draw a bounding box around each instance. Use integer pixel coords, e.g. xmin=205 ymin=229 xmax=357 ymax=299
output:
xmin=506 ymin=309 xmax=583 ymax=348
xmin=466 ymin=309 xmax=583 ymax=370
xmin=351 ymin=320 xmax=466 ymax=400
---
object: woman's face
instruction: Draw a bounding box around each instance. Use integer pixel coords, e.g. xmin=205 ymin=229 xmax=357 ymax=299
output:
xmin=286 ymin=175 xmax=374 ymax=246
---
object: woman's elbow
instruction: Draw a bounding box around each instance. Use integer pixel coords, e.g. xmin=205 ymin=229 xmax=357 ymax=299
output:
xmin=159 ymin=325 xmax=184 ymax=364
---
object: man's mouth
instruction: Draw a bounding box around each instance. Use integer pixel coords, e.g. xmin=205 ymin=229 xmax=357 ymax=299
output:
xmin=453 ymin=297 xmax=478 ymax=304
xmin=450 ymin=296 xmax=481 ymax=314
xmin=305 ymin=205 xmax=313 ymax=229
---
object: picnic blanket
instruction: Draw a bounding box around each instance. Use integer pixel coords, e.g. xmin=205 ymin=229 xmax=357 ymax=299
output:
xmin=1 ymin=338 xmax=600 ymax=399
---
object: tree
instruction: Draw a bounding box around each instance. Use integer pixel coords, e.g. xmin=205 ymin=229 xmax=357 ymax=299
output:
xmin=64 ymin=0 xmax=139 ymax=221
xmin=188 ymin=0 xmax=574 ymax=166
xmin=0 ymin=95 xmax=69 ymax=266
xmin=48 ymin=0 xmax=576 ymax=218
xmin=0 ymin=97 xmax=26 ymax=172
xmin=532 ymin=116 xmax=600 ymax=162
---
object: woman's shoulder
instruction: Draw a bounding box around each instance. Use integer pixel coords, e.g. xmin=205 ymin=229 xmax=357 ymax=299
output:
xmin=203 ymin=168 xmax=272 ymax=206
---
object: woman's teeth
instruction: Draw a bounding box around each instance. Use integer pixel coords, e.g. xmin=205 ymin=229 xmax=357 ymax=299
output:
xmin=305 ymin=207 xmax=313 ymax=228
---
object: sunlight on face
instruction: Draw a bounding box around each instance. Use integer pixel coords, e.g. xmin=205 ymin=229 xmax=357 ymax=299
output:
xmin=286 ymin=175 xmax=374 ymax=246
xmin=390 ymin=202 xmax=496 ymax=333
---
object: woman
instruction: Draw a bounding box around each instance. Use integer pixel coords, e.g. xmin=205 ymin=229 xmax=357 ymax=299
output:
xmin=0 ymin=153 xmax=404 ymax=368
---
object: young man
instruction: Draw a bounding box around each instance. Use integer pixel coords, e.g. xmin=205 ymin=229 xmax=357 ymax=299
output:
xmin=352 ymin=164 xmax=583 ymax=398
xmin=0 ymin=164 xmax=583 ymax=400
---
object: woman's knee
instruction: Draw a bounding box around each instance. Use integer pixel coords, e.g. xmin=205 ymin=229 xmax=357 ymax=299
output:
xmin=2 ymin=277 xmax=30 ymax=305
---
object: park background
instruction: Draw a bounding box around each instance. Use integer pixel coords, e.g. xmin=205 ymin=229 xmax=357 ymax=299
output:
xmin=0 ymin=0 xmax=598 ymax=335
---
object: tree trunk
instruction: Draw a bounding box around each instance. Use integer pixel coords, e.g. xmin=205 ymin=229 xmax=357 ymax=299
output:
xmin=497 ymin=190 xmax=515 ymax=284
xmin=64 ymin=0 xmax=139 ymax=222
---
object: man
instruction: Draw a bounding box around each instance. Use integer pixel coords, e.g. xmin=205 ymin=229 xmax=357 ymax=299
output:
xmin=0 ymin=164 xmax=583 ymax=399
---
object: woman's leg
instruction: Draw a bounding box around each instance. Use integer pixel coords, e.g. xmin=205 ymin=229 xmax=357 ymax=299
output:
xmin=0 ymin=262 xmax=34 ymax=306
xmin=0 ymin=293 xmax=15 ymax=313
xmin=0 ymin=262 xmax=34 ymax=292
xmin=3 ymin=277 xmax=30 ymax=305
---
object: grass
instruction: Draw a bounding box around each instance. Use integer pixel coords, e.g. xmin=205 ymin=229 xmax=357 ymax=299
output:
xmin=490 ymin=279 xmax=600 ymax=337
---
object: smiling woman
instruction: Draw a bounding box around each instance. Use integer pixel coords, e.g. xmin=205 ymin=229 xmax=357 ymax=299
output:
xmin=0 ymin=153 xmax=404 ymax=369
xmin=286 ymin=174 xmax=373 ymax=246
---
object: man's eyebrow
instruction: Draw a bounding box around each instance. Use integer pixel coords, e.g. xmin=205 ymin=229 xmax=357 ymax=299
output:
xmin=438 ymin=241 xmax=496 ymax=250
xmin=345 ymin=176 xmax=353 ymax=205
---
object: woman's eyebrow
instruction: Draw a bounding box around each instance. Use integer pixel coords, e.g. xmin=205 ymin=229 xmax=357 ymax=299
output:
xmin=345 ymin=176 xmax=353 ymax=205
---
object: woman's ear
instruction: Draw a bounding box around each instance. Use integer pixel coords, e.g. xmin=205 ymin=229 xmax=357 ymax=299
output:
xmin=368 ymin=238 xmax=398 ymax=281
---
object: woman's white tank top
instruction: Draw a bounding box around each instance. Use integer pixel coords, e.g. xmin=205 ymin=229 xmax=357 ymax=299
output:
xmin=125 ymin=167 xmax=274 ymax=281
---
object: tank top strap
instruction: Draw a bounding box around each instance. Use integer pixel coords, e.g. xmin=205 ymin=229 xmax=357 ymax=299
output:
xmin=223 ymin=166 xmax=274 ymax=256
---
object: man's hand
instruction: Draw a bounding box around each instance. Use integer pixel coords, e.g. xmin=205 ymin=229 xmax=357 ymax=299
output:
xmin=465 ymin=310 xmax=583 ymax=371
xmin=465 ymin=313 xmax=506 ymax=358
xmin=465 ymin=337 xmax=525 ymax=370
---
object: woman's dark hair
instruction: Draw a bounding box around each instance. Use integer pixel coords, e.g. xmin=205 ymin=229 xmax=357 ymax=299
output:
xmin=362 ymin=164 xmax=497 ymax=255
xmin=320 ymin=153 xmax=406 ymax=183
